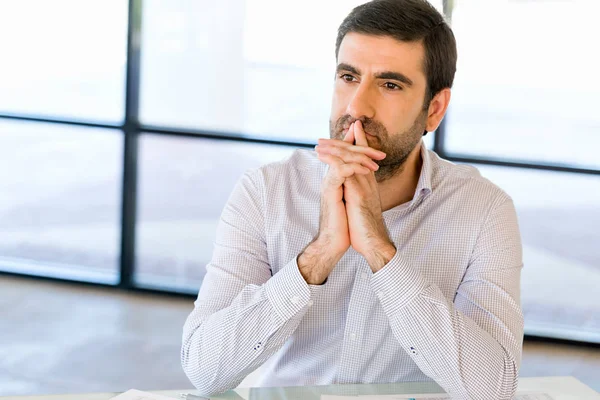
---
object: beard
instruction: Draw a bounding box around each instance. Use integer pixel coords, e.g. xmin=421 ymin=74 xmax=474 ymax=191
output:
xmin=329 ymin=111 xmax=427 ymax=182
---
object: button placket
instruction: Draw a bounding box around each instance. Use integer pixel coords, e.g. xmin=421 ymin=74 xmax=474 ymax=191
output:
xmin=336 ymin=261 xmax=372 ymax=383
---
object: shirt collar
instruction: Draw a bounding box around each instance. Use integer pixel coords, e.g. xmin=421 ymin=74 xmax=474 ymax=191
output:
xmin=413 ymin=140 xmax=433 ymax=200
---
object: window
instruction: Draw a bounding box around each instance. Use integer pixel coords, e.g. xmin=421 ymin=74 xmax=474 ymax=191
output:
xmin=0 ymin=120 xmax=123 ymax=283
xmin=445 ymin=1 xmax=600 ymax=169
xmin=0 ymin=1 xmax=128 ymax=123
xmin=477 ymin=164 xmax=600 ymax=342
xmin=139 ymin=0 xmax=444 ymax=143
xmin=134 ymin=134 xmax=296 ymax=291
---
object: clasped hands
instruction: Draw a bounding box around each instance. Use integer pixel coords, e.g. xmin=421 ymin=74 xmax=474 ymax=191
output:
xmin=298 ymin=120 xmax=397 ymax=285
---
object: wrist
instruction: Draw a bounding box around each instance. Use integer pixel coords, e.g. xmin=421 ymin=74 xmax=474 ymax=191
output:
xmin=365 ymin=241 xmax=396 ymax=273
xmin=298 ymin=238 xmax=345 ymax=285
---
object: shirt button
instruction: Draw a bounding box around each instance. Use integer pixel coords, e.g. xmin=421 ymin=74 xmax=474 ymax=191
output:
xmin=350 ymin=333 xmax=357 ymax=341
xmin=291 ymin=296 xmax=300 ymax=305
xmin=361 ymin=272 xmax=369 ymax=279
xmin=307 ymin=300 xmax=314 ymax=307
xmin=377 ymin=291 xmax=385 ymax=299
xmin=410 ymin=346 xmax=418 ymax=355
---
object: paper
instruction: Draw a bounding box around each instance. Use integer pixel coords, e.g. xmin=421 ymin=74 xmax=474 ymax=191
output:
xmin=109 ymin=389 xmax=177 ymax=400
xmin=321 ymin=392 xmax=555 ymax=400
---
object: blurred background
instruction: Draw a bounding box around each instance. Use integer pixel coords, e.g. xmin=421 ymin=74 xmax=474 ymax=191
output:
xmin=0 ymin=0 xmax=599 ymax=396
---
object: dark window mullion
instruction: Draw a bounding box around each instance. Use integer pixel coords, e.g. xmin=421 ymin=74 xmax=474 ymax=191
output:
xmin=119 ymin=0 xmax=143 ymax=289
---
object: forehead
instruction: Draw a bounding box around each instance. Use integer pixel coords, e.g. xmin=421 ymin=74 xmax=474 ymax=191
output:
xmin=337 ymin=32 xmax=426 ymax=80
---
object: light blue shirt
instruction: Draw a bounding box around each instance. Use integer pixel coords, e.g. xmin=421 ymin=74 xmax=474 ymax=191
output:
xmin=182 ymin=141 xmax=524 ymax=399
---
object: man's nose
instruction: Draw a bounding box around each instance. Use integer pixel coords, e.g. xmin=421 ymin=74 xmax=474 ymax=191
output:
xmin=345 ymin=83 xmax=375 ymax=120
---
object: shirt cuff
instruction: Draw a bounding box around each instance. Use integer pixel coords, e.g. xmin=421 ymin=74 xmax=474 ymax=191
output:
xmin=264 ymin=256 xmax=322 ymax=324
xmin=370 ymin=250 xmax=429 ymax=316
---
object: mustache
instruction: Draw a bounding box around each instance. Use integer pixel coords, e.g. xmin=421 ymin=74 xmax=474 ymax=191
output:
xmin=333 ymin=115 xmax=387 ymax=138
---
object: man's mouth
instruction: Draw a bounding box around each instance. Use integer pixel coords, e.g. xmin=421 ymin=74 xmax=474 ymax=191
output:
xmin=339 ymin=120 xmax=378 ymax=139
xmin=340 ymin=130 xmax=377 ymax=141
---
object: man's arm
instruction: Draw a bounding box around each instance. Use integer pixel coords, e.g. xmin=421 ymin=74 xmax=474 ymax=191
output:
xmin=181 ymin=144 xmax=382 ymax=395
xmin=371 ymin=197 xmax=524 ymax=400
xmin=319 ymin=121 xmax=523 ymax=399
xmin=181 ymin=170 xmax=319 ymax=396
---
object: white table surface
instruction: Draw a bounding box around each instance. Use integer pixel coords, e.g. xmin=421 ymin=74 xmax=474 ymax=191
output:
xmin=1 ymin=376 xmax=598 ymax=400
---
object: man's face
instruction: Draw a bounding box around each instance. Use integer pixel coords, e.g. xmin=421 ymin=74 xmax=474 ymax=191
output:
xmin=329 ymin=33 xmax=429 ymax=181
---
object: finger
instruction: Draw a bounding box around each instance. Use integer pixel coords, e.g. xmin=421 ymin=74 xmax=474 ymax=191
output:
xmin=342 ymin=122 xmax=352 ymax=142
xmin=317 ymin=153 xmax=372 ymax=177
xmin=354 ymin=120 xmax=369 ymax=147
xmin=344 ymin=122 xmax=356 ymax=144
xmin=316 ymin=140 xmax=386 ymax=160
xmin=316 ymin=145 xmax=379 ymax=171
xmin=354 ymin=172 xmax=375 ymax=187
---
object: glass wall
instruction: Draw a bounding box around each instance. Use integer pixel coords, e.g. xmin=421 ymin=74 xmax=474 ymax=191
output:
xmin=134 ymin=135 xmax=296 ymax=291
xmin=477 ymin=165 xmax=600 ymax=343
xmin=0 ymin=0 xmax=597 ymax=343
xmin=446 ymin=0 xmax=600 ymax=169
xmin=0 ymin=120 xmax=122 ymax=283
xmin=139 ymin=0 xmax=442 ymax=143
xmin=0 ymin=0 xmax=128 ymax=123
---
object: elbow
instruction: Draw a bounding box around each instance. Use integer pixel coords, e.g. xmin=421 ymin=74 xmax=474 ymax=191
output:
xmin=183 ymin=371 xmax=235 ymax=398
xmin=468 ymin=358 xmax=518 ymax=400
xmin=496 ymin=358 xmax=519 ymax=400
xmin=181 ymin=338 xmax=237 ymax=397
xmin=448 ymin=354 xmax=518 ymax=400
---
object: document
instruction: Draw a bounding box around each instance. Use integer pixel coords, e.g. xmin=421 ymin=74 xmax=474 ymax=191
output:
xmin=109 ymin=389 xmax=177 ymax=400
xmin=321 ymin=392 xmax=555 ymax=400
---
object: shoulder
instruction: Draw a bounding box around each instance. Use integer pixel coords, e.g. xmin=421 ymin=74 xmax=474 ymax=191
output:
xmin=250 ymin=148 xmax=325 ymax=189
xmin=429 ymin=150 xmax=513 ymax=209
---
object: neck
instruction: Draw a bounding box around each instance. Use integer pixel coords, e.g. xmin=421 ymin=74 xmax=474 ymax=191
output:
xmin=377 ymin=142 xmax=423 ymax=211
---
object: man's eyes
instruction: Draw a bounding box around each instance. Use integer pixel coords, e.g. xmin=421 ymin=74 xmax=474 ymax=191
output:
xmin=384 ymin=82 xmax=402 ymax=91
xmin=339 ymin=73 xmax=356 ymax=82
xmin=338 ymin=74 xmax=403 ymax=91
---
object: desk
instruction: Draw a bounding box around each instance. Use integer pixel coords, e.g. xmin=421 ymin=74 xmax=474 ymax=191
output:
xmin=1 ymin=377 xmax=599 ymax=400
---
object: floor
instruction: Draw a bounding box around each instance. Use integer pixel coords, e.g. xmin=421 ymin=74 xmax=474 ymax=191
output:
xmin=0 ymin=275 xmax=598 ymax=397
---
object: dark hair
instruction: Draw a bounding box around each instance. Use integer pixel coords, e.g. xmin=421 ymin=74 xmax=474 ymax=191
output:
xmin=335 ymin=0 xmax=457 ymax=108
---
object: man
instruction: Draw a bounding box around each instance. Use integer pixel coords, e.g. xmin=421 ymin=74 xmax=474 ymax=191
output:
xmin=182 ymin=0 xmax=524 ymax=399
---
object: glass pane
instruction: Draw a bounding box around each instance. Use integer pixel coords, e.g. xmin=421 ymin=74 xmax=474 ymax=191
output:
xmin=0 ymin=1 xmax=128 ymax=123
xmin=134 ymin=134 xmax=297 ymax=291
xmin=445 ymin=1 xmax=600 ymax=169
xmin=139 ymin=0 xmax=444 ymax=143
xmin=0 ymin=120 xmax=123 ymax=283
xmin=477 ymin=165 xmax=600 ymax=343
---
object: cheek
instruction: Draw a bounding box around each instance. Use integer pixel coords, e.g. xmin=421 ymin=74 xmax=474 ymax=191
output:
xmin=330 ymin=88 xmax=347 ymax=115
xmin=386 ymin=101 xmax=422 ymax=131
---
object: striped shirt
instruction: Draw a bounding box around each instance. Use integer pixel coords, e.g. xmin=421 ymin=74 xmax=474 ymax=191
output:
xmin=181 ymin=140 xmax=524 ymax=399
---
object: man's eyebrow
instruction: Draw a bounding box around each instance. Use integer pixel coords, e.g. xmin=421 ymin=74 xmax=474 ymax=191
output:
xmin=375 ymin=71 xmax=414 ymax=87
xmin=336 ymin=63 xmax=361 ymax=75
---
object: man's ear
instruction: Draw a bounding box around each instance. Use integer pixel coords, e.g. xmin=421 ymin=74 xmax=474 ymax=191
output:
xmin=425 ymin=88 xmax=451 ymax=132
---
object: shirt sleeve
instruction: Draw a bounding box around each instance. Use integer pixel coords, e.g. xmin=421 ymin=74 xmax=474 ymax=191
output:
xmin=371 ymin=196 xmax=524 ymax=400
xmin=181 ymin=170 xmax=322 ymax=396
